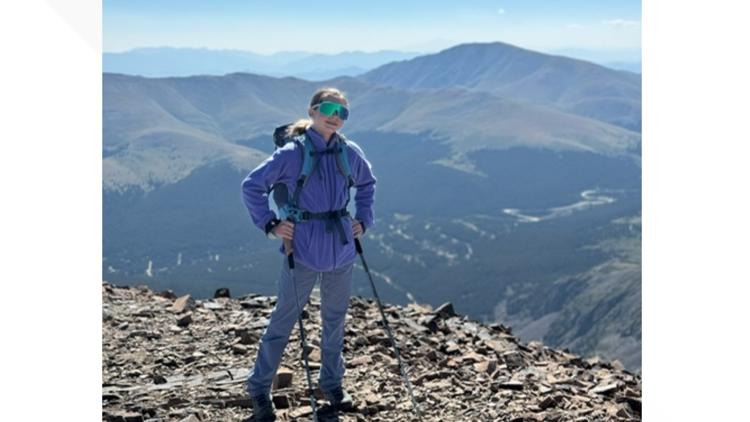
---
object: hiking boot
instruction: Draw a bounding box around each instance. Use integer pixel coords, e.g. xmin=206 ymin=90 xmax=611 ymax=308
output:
xmin=322 ymin=385 xmax=353 ymax=410
xmin=250 ymin=391 xmax=276 ymax=421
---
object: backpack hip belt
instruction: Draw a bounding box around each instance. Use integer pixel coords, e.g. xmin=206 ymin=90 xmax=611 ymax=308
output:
xmin=302 ymin=208 xmax=351 ymax=245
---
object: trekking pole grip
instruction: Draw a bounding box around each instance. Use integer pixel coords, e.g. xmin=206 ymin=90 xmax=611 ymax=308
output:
xmin=355 ymin=237 xmax=363 ymax=254
xmin=283 ymin=238 xmax=295 ymax=269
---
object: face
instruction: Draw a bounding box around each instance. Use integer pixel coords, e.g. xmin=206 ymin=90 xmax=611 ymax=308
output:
xmin=309 ymin=96 xmax=348 ymax=137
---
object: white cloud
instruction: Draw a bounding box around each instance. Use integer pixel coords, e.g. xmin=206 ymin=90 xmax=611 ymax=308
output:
xmin=497 ymin=8 xmax=505 ymax=14
xmin=602 ymin=19 xmax=641 ymax=28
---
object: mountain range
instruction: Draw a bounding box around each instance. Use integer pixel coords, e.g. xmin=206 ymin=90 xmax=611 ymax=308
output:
xmin=104 ymin=44 xmax=640 ymax=192
xmin=103 ymin=41 xmax=642 ymax=371
xmin=103 ymin=46 xmax=642 ymax=80
xmin=103 ymin=47 xmax=423 ymax=80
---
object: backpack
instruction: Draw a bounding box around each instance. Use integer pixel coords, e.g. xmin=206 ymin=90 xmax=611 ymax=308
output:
xmin=270 ymin=123 xmax=355 ymax=244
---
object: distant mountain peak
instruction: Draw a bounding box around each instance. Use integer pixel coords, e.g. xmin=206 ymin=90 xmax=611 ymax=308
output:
xmin=360 ymin=41 xmax=642 ymax=132
xmin=443 ymin=40 xmax=531 ymax=51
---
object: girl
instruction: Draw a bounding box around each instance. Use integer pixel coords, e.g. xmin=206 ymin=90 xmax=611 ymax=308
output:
xmin=241 ymin=87 xmax=376 ymax=420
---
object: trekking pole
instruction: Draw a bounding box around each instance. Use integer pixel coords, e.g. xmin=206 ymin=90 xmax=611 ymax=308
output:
xmin=354 ymin=238 xmax=423 ymax=421
xmin=285 ymin=241 xmax=320 ymax=422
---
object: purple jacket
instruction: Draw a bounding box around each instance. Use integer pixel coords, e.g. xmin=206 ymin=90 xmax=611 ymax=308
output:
xmin=241 ymin=126 xmax=376 ymax=272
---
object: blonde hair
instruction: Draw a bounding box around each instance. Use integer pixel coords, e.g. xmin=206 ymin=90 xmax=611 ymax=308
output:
xmin=286 ymin=87 xmax=348 ymax=138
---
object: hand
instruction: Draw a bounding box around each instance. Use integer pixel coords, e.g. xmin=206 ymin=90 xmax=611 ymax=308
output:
xmin=273 ymin=220 xmax=295 ymax=241
xmin=352 ymin=218 xmax=364 ymax=238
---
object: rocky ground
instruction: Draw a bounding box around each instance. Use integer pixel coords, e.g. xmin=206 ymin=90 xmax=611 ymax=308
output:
xmin=102 ymin=282 xmax=641 ymax=421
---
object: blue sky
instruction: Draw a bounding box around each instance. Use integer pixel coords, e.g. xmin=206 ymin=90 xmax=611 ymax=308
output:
xmin=104 ymin=0 xmax=641 ymax=55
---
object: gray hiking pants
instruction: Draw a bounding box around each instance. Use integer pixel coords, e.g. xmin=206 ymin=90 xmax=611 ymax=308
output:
xmin=245 ymin=258 xmax=354 ymax=396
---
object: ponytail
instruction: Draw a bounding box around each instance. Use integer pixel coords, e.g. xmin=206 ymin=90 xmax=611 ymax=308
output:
xmin=285 ymin=118 xmax=312 ymax=138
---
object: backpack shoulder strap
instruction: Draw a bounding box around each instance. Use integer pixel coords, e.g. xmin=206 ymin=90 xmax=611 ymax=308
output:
xmin=334 ymin=133 xmax=356 ymax=188
xmin=291 ymin=132 xmax=322 ymax=207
